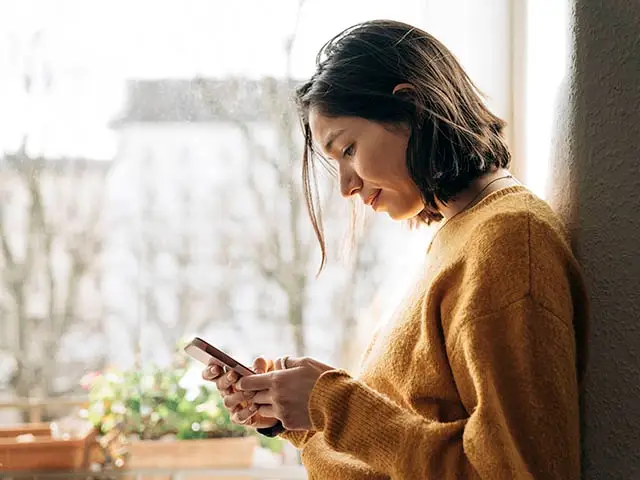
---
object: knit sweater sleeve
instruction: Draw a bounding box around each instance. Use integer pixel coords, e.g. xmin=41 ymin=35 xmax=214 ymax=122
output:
xmin=307 ymin=295 xmax=581 ymax=479
xmin=280 ymin=429 xmax=316 ymax=448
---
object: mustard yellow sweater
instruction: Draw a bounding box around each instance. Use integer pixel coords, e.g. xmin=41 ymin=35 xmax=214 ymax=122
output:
xmin=284 ymin=186 xmax=588 ymax=479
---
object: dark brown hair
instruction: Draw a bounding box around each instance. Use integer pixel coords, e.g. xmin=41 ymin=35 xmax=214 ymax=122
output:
xmin=296 ymin=20 xmax=510 ymax=271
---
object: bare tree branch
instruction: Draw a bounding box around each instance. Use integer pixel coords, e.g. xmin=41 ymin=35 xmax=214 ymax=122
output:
xmin=1 ymin=147 xmax=109 ymax=400
xmin=0 ymin=210 xmax=15 ymax=269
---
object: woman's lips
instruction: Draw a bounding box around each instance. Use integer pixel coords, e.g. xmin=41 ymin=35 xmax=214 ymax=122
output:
xmin=368 ymin=190 xmax=382 ymax=209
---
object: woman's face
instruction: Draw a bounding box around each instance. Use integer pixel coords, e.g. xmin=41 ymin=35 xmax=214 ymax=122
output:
xmin=309 ymin=108 xmax=424 ymax=220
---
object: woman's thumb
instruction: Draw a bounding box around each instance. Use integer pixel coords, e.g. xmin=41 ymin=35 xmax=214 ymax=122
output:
xmin=252 ymin=356 xmax=269 ymax=374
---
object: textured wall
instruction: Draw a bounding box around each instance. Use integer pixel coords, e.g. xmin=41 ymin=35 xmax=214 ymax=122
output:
xmin=547 ymin=0 xmax=640 ymax=478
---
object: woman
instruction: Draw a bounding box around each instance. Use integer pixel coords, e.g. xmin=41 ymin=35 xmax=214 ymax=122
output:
xmin=203 ymin=20 xmax=588 ymax=479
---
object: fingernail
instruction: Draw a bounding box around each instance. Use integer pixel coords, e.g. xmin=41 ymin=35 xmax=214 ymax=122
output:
xmin=249 ymin=404 xmax=257 ymax=413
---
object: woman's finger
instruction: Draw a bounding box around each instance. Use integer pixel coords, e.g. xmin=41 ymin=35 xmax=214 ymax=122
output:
xmin=237 ymin=412 xmax=279 ymax=430
xmin=236 ymin=372 xmax=276 ymax=392
xmin=232 ymin=404 xmax=259 ymax=424
xmin=274 ymin=356 xmax=290 ymax=371
xmin=216 ymin=370 xmax=239 ymax=391
xmin=265 ymin=358 xmax=275 ymax=372
xmin=253 ymin=357 xmax=277 ymax=374
xmin=202 ymin=364 xmax=222 ymax=381
xmin=252 ymin=357 xmax=268 ymax=374
xmin=252 ymin=390 xmax=273 ymax=405
xmin=223 ymin=390 xmax=254 ymax=410
xmin=256 ymin=404 xmax=276 ymax=419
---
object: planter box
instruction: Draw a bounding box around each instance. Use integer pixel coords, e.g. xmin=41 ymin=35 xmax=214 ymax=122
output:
xmin=0 ymin=423 xmax=96 ymax=472
xmin=125 ymin=435 xmax=258 ymax=480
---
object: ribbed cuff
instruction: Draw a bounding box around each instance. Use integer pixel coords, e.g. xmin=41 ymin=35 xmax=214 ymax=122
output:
xmin=280 ymin=429 xmax=316 ymax=449
xmin=309 ymin=369 xmax=360 ymax=432
xmin=308 ymin=369 xmax=404 ymax=466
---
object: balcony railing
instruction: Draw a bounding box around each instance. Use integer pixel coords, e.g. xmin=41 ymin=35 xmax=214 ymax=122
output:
xmin=0 ymin=396 xmax=88 ymax=423
xmin=0 ymin=397 xmax=308 ymax=480
xmin=0 ymin=467 xmax=308 ymax=479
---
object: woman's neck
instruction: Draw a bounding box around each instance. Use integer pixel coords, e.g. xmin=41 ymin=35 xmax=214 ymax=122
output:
xmin=435 ymin=168 xmax=518 ymax=220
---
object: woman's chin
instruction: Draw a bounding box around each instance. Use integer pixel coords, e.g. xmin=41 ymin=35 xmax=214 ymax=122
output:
xmin=376 ymin=206 xmax=420 ymax=222
xmin=385 ymin=208 xmax=410 ymax=221
xmin=385 ymin=204 xmax=425 ymax=222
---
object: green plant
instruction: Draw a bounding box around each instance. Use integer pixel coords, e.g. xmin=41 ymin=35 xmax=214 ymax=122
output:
xmin=82 ymin=353 xmax=248 ymax=441
xmin=87 ymin=367 xmax=246 ymax=440
xmin=81 ymin=345 xmax=284 ymax=467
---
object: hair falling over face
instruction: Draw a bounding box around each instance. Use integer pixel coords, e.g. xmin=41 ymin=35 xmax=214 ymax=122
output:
xmin=297 ymin=20 xmax=511 ymax=272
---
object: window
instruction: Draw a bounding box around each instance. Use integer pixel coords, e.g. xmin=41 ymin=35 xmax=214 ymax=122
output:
xmin=0 ymin=0 xmax=427 ymax=464
xmin=0 ymin=1 xmax=572 ymax=469
xmin=524 ymin=0 xmax=570 ymax=198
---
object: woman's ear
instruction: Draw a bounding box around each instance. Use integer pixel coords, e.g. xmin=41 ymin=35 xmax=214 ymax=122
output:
xmin=392 ymin=83 xmax=415 ymax=95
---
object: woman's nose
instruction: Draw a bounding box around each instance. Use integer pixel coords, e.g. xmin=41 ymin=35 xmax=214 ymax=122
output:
xmin=339 ymin=168 xmax=362 ymax=198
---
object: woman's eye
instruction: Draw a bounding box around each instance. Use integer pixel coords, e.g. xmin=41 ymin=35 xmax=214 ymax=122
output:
xmin=343 ymin=144 xmax=355 ymax=157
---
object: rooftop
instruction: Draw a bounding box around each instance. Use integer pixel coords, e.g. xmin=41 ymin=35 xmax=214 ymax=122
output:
xmin=111 ymin=77 xmax=299 ymax=126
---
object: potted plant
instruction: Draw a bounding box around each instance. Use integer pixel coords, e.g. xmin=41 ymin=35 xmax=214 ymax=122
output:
xmin=82 ymin=347 xmax=283 ymax=479
xmin=0 ymin=421 xmax=96 ymax=472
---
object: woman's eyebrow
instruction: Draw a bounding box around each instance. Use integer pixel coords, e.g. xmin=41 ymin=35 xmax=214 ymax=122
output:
xmin=323 ymin=128 xmax=346 ymax=153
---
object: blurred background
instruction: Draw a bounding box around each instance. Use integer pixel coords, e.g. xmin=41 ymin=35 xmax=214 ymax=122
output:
xmin=0 ymin=0 xmax=568 ymax=475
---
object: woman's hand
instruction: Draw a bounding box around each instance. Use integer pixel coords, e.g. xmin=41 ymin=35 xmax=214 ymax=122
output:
xmin=235 ymin=356 xmax=335 ymax=431
xmin=201 ymin=357 xmax=279 ymax=429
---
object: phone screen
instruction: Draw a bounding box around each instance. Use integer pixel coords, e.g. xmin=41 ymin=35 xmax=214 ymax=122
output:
xmin=184 ymin=337 xmax=255 ymax=377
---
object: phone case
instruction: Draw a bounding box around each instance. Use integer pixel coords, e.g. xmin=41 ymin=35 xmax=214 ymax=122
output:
xmin=184 ymin=337 xmax=255 ymax=376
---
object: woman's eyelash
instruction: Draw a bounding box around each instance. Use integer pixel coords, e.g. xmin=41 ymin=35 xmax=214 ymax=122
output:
xmin=343 ymin=144 xmax=354 ymax=157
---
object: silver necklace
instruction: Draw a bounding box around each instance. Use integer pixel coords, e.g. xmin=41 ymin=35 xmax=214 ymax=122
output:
xmin=428 ymin=174 xmax=515 ymax=249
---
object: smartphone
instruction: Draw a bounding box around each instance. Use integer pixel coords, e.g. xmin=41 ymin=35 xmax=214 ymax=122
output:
xmin=184 ymin=337 xmax=255 ymax=377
